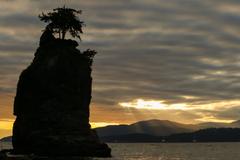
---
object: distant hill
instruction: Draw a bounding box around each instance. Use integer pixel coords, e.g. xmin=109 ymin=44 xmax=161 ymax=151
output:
xmin=2 ymin=119 xmax=240 ymax=143
xmin=102 ymin=128 xmax=240 ymax=142
xmin=96 ymin=119 xmax=196 ymax=137
xmin=197 ymin=121 xmax=240 ymax=129
xmin=0 ymin=136 xmax=12 ymax=142
xmin=230 ymin=120 xmax=240 ymax=128
xmin=196 ymin=122 xmax=228 ymax=129
xmin=166 ymin=128 xmax=240 ymax=142
xmin=96 ymin=119 xmax=240 ymax=137
xmin=101 ymin=133 xmax=161 ymax=143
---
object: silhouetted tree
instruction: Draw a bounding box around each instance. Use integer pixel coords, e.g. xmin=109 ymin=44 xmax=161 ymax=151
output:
xmin=83 ymin=49 xmax=97 ymax=65
xmin=39 ymin=6 xmax=85 ymax=40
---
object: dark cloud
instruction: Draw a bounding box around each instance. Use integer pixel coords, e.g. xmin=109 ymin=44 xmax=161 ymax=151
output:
xmin=215 ymin=106 xmax=240 ymax=119
xmin=0 ymin=14 xmax=41 ymax=27
xmin=1 ymin=0 xmax=240 ymax=124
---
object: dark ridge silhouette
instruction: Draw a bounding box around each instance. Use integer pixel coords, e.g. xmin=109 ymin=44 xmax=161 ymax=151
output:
xmin=6 ymin=7 xmax=111 ymax=158
xmin=96 ymin=119 xmax=197 ymax=137
xmin=101 ymin=133 xmax=161 ymax=143
xmin=0 ymin=136 xmax=12 ymax=142
xmin=2 ymin=120 xmax=240 ymax=144
xmin=166 ymin=128 xmax=240 ymax=142
xmin=101 ymin=128 xmax=240 ymax=143
xmin=96 ymin=119 xmax=240 ymax=137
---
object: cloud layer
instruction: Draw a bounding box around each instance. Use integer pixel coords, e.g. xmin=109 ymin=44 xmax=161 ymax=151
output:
xmin=1 ymin=0 xmax=240 ymax=127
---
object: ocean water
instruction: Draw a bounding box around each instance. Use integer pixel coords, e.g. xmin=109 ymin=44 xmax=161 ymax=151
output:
xmin=1 ymin=142 xmax=240 ymax=160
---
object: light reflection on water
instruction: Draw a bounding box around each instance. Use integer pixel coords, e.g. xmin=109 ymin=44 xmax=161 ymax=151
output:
xmin=1 ymin=142 xmax=240 ymax=160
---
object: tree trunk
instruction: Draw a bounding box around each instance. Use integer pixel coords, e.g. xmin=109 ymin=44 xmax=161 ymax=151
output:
xmin=59 ymin=30 xmax=61 ymax=39
xmin=62 ymin=30 xmax=66 ymax=40
xmin=62 ymin=30 xmax=66 ymax=39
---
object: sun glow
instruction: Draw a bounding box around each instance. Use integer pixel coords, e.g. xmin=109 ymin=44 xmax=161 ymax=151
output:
xmin=119 ymin=99 xmax=188 ymax=110
xmin=90 ymin=122 xmax=119 ymax=128
xmin=195 ymin=116 xmax=236 ymax=123
xmin=0 ymin=119 xmax=14 ymax=130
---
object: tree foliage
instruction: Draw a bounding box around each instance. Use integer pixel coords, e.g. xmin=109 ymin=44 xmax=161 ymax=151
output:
xmin=39 ymin=6 xmax=85 ymax=40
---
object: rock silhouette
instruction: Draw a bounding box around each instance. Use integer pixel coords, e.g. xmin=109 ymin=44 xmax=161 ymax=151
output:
xmin=12 ymin=33 xmax=111 ymax=156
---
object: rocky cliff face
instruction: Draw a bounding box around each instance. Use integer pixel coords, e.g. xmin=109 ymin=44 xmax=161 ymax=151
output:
xmin=12 ymin=38 xmax=111 ymax=157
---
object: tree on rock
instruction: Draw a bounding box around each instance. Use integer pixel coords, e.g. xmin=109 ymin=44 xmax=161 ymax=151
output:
xmin=39 ymin=6 xmax=85 ymax=40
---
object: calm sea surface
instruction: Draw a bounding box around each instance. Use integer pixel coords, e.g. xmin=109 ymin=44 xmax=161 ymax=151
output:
xmin=1 ymin=142 xmax=240 ymax=160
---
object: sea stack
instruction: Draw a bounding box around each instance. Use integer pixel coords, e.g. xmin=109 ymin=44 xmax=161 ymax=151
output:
xmin=11 ymin=9 xmax=111 ymax=157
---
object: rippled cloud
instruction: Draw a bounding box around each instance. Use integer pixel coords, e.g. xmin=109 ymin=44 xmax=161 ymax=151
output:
xmin=1 ymin=0 xmax=240 ymax=126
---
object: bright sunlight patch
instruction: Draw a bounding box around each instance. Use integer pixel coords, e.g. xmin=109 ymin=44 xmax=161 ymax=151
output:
xmin=119 ymin=99 xmax=188 ymax=110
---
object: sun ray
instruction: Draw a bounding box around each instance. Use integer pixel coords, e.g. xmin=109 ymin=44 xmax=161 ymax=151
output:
xmin=119 ymin=99 xmax=188 ymax=110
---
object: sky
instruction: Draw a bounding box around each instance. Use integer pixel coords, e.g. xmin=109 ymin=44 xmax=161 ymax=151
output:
xmin=1 ymin=0 xmax=240 ymax=138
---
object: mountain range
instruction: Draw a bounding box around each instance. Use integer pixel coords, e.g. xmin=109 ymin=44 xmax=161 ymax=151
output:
xmin=100 ymin=128 xmax=240 ymax=142
xmin=1 ymin=119 xmax=240 ymax=142
xmin=96 ymin=119 xmax=240 ymax=137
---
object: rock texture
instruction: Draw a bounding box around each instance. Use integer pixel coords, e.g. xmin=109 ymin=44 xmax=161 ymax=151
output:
xmin=12 ymin=37 xmax=111 ymax=157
